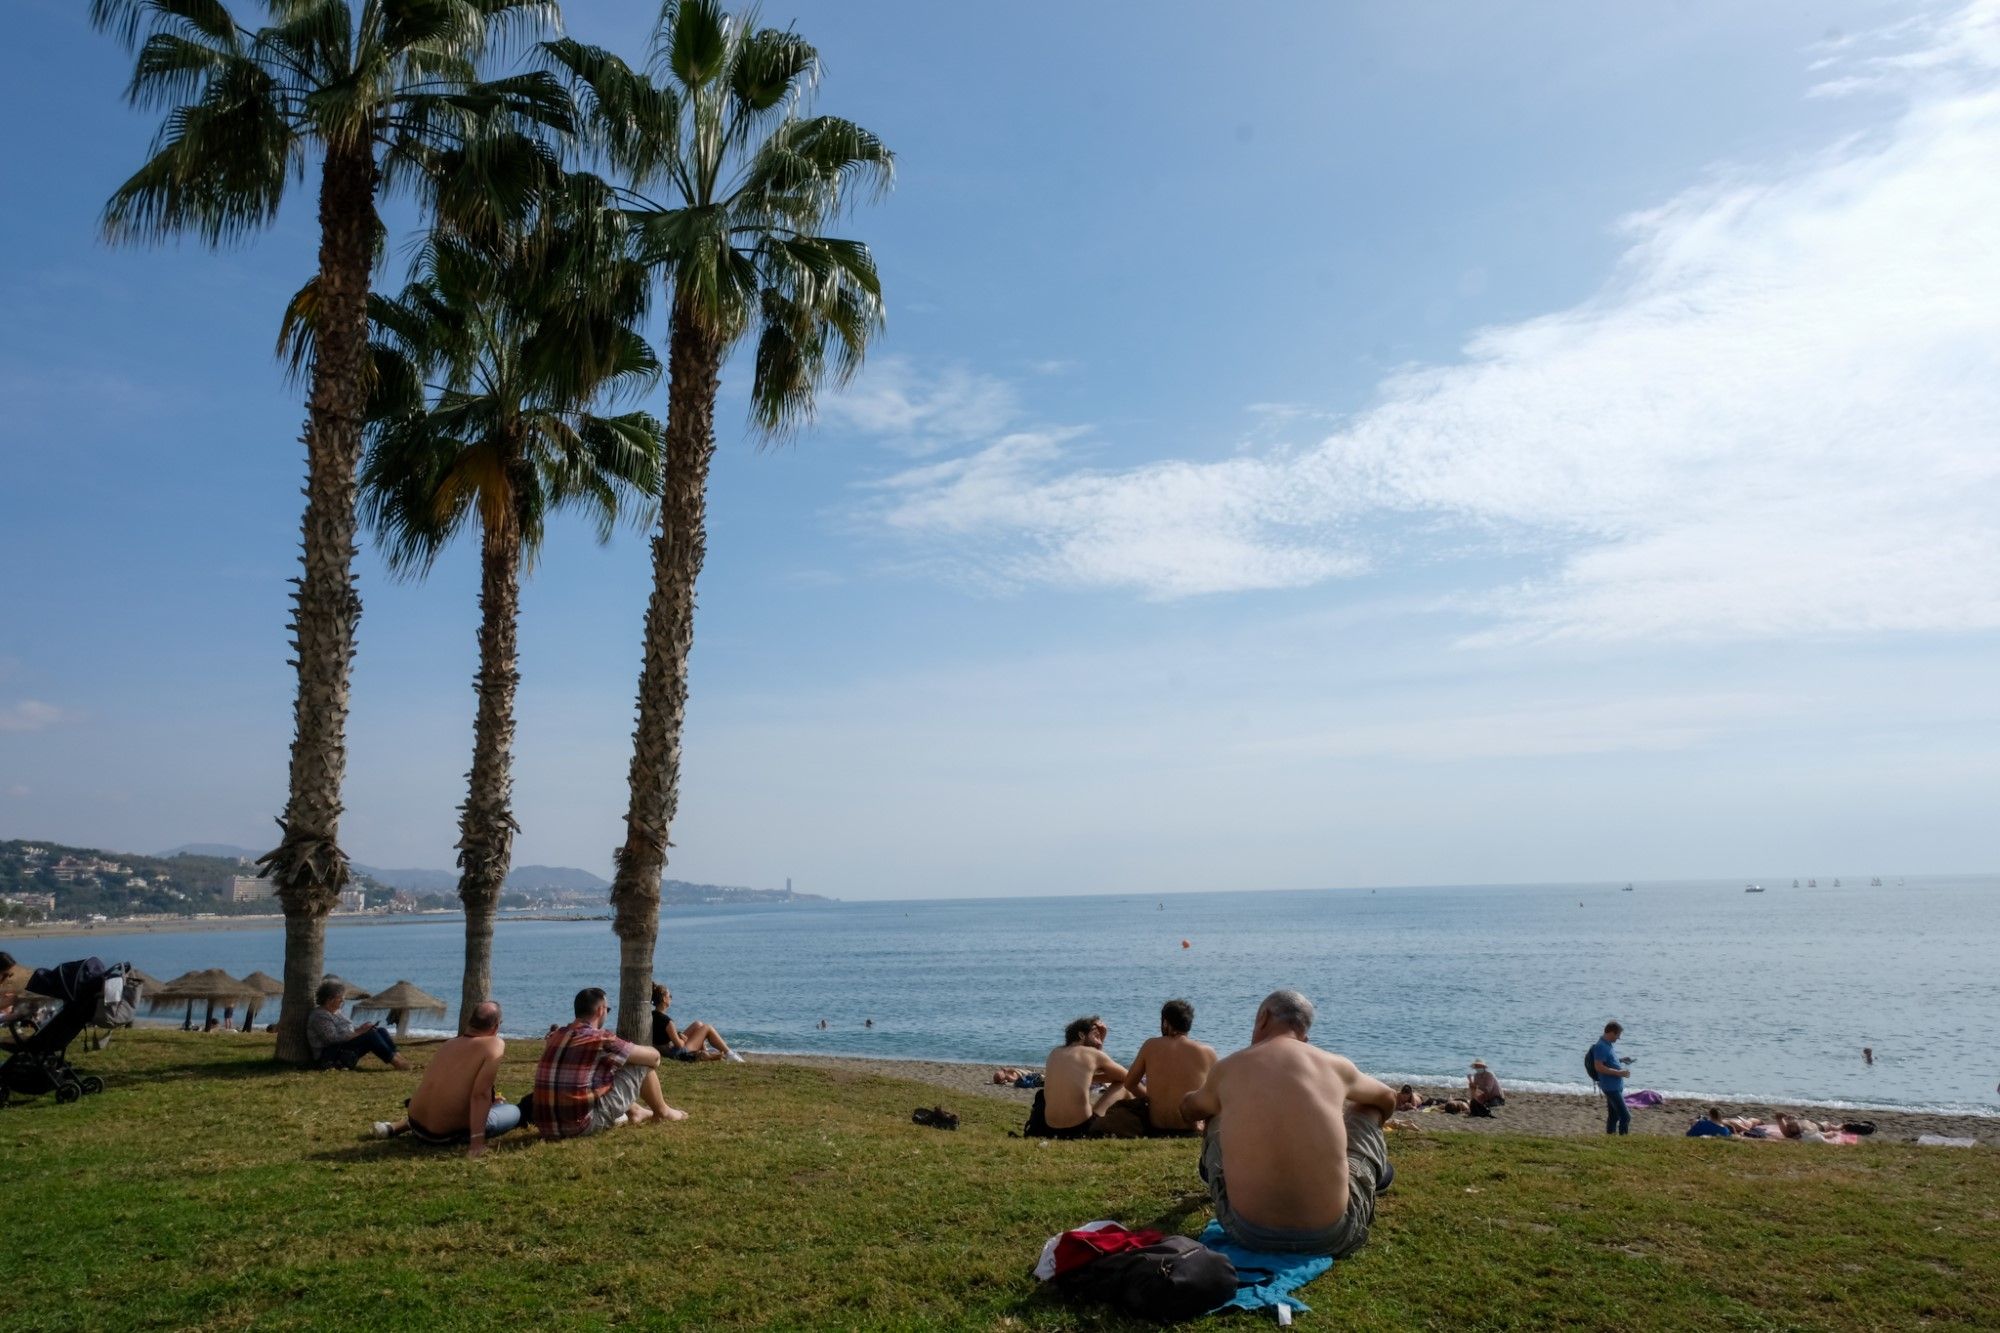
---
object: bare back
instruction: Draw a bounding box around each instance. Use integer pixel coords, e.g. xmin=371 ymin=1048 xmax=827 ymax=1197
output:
xmin=1131 ymin=1035 xmax=1217 ymax=1132
xmin=1209 ymin=1038 xmax=1361 ymax=1229
xmin=1043 ymin=1043 xmax=1122 ymax=1130
xmin=407 ymin=1032 xmax=504 ymax=1133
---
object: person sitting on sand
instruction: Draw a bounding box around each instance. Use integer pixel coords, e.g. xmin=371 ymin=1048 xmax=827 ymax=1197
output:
xmin=650 ymin=984 xmax=744 ymax=1063
xmin=1687 ymin=1106 xmax=1734 ymax=1138
xmin=1181 ymin=989 xmax=1398 ymax=1257
xmin=1467 ymin=1060 xmax=1504 ymax=1113
xmin=1102 ymin=998 xmax=1218 ymax=1138
xmin=532 ymin=987 xmax=686 ymax=1141
xmin=371 ymin=1000 xmax=521 ymax=1158
xmin=1024 ymin=1015 xmax=1129 ymax=1139
xmin=1394 ymin=1084 xmax=1429 ymax=1112
xmin=306 ymin=980 xmax=410 ymax=1070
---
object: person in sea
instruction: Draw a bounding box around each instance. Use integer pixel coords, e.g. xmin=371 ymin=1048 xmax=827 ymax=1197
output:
xmin=1467 ymin=1060 xmax=1504 ymax=1114
xmin=1023 ymin=1015 xmax=1130 ymax=1139
xmin=306 ymin=980 xmax=410 ymax=1070
xmin=532 ymin=987 xmax=686 ymax=1141
xmin=649 ymin=984 xmax=744 ymax=1063
xmin=371 ymin=1000 xmax=521 ymax=1158
xmin=1181 ymin=989 xmax=1398 ymax=1257
xmin=1687 ymin=1106 xmax=1734 ymax=1138
xmin=1101 ymin=998 xmax=1218 ymax=1138
xmin=1589 ymin=1021 xmax=1631 ymax=1135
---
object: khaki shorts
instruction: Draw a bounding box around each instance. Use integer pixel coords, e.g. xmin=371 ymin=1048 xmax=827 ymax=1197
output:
xmin=586 ymin=1064 xmax=648 ymax=1134
xmin=1204 ymin=1110 xmax=1388 ymax=1257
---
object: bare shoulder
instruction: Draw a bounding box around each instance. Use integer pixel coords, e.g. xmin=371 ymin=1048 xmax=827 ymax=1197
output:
xmin=1317 ymin=1047 xmax=1363 ymax=1079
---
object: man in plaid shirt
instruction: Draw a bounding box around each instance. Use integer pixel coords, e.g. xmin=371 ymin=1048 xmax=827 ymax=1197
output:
xmin=532 ymin=987 xmax=686 ymax=1140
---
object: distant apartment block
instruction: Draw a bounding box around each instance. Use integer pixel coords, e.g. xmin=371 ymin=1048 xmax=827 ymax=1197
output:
xmin=336 ymin=888 xmax=366 ymax=913
xmin=231 ymin=874 xmax=278 ymax=903
xmin=4 ymin=892 xmax=57 ymax=913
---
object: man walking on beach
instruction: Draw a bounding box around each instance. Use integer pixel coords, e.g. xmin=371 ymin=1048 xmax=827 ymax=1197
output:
xmin=1104 ymin=998 xmax=1217 ymax=1137
xmin=532 ymin=987 xmax=686 ymax=1140
xmin=371 ymin=1000 xmax=520 ymax=1158
xmin=1591 ymin=1021 xmax=1631 ymax=1135
xmin=1180 ymin=990 xmax=1398 ymax=1257
xmin=1025 ymin=1015 xmax=1129 ymax=1138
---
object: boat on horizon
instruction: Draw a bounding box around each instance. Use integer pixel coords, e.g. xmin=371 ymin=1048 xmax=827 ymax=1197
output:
xmin=1792 ymin=878 xmax=1800 ymax=888
xmin=1833 ymin=878 xmax=1842 ymax=887
xmin=1870 ymin=877 xmax=1883 ymax=887
xmin=1622 ymin=883 xmax=1634 ymax=892
xmin=1745 ymin=883 xmax=1765 ymax=893
xmin=1807 ymin=878 xmax=1817 ymax=887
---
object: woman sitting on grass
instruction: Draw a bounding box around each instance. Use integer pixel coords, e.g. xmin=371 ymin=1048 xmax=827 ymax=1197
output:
xmin=650 ymin=985 xmax=744 ymax=1063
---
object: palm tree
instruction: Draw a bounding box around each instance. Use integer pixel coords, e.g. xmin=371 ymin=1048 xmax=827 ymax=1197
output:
xmin=339 ymin=193 xmax=663 ymax=1031
xmin=91 ymin=0 xmax=571 ymax=1062
xmin=546 ymin=0 xmax=893 ymax=1037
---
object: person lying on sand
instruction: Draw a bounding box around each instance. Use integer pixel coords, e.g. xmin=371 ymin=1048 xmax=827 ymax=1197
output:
xmin=532 ymin=987 xmax=687 ymax=1141
xmin=1101 ymin=998 xmax=1218 ymax=1138
xmin=650 ymin=984 xmax=744 ymax=1063
xmin=1687 ymin=1107 xmax=1734 ymax=1138
xmin=372 ymin=1000 xmax=521 ymax=1158
xmin=1023 ymin=1015 xmax=1129 ymax=1138
xmin=1395 ymin=1084 xmax=1427 ymax=1112
xmin=1182 ymin=989 xmax=1398 ymax=1258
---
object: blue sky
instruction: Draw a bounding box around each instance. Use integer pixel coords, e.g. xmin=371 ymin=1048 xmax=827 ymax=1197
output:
xmin=2 ymin=0 xmax=1996 ymax=898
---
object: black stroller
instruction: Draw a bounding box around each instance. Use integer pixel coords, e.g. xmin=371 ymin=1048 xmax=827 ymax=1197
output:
xmin=0 ymin=956 xmax=139 ymax=1107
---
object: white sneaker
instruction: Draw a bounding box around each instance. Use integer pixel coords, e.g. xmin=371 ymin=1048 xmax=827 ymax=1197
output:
xmin=611 ymin=1113 xmax=630 ymax=1128
xmin=726 ymin=1051 xmax=746 ymax=1063
xmin=371 ymin=1122 xmax=394 ymax=1139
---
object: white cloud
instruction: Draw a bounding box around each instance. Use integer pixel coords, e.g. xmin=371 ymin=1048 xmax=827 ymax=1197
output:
xmin=871 ymin=1 xmax=2000 ymax=641
xmin=823 ymin=356 xmax=1018 ymax=455
xmin=0 ymin=700 xmax=66 ymax=732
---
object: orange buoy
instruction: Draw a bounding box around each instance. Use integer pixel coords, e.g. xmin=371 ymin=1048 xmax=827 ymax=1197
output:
xmin=1180 ymin=939 xmax=1191 ymax=949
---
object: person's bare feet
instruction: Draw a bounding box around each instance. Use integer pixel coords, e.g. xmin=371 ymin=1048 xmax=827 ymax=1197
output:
xmin=658 ymin=1106 xmax=688 ymax=1122
xmin=390 ymin=1055 xmax=411 ymax=1071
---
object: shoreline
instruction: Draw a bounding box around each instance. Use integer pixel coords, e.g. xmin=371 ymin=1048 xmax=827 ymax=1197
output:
xmin=758 ymin=1053 xmax=1994 ymax=1145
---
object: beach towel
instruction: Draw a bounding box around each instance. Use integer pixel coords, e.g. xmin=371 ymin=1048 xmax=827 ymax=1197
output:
xmin=1196 ymin=1220 xmax=1332 ymax=1315
xmin=1916 ymin=1134 xmax=1977 ymax=1148
xmin=1624 ymin=1089 xmax=1664 ymax=1108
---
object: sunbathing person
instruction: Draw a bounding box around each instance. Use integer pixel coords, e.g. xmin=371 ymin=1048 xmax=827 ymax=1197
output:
xmin=1024 ymin=1015 xmax=1129 ymax=1138
xmin=1467 ymin=1060 xmax=1504 ymax=1113
xmin=306 ymin=979 xmax=410 ymax=1069
xmin=371 ymin=1000 xmax=521 ymax=1158
xmin=1182 ymin=989 xmax=1398 ymax=1257
xmin=649 ymin=984 xmax=744 ymax=1063
xmin=1103 ymin=999 xmax=1217 ymax=1137
xmin=532 ymin=987 xmax=686 ymax=1141
xmin=1687 ymin=1106 xmax=1734 ymax=1138
xmin=1394 ymin=1084 xmax=1432 ymax=1112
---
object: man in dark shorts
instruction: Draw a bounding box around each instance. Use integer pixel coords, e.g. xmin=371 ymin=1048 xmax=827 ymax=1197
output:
xmin=370 ymin=1000 xmax=520 ymax=1158
xmin=1181 ymin=989 xmax=1398 ymax=1257
xmin=1024 ymin=1015 xmax=1129 ymax=1138
xmin=1100 ymin=998 xmax=1218 ymax=1138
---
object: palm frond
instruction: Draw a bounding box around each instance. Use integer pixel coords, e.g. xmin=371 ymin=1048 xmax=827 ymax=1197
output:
xmin=104 ymin=55 xmax=299 ymax=244
xmin=658 ymin=0 xmax=731 ymax=88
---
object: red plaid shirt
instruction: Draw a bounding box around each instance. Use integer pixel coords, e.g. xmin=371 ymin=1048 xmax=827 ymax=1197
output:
xmin=532 ymin=1020 xmax=634 ymax=1140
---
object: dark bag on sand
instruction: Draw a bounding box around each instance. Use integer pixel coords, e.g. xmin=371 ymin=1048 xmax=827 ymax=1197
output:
xmin=1055 ymin=1236 xmax=1237 ymax=1322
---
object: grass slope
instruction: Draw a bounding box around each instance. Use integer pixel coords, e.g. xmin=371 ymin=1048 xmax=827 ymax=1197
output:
xmin=1 ymin=1034 xmax=1993 ymax=1330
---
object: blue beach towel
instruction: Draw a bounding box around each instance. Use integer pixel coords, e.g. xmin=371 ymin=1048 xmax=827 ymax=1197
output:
xmin=1196 ymin=1220 xmax=1334 ymax=1314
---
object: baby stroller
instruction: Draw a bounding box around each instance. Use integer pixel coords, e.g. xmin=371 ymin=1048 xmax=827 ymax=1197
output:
xmin=0 ymin=956 xmax=139 ymax=1107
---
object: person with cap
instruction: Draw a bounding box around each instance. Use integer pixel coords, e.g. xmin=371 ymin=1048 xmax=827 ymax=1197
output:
xmin=1467 ymin=1060 xmax=1504 ymax=1115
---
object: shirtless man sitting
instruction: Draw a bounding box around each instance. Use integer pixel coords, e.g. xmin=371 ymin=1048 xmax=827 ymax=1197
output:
xmin=1181 ymin=989 xmax=1398 ymax=1257
xmin=1024 ymin=1015 xmax=1129 ymax=1138
xmin=371 ymin=1000 xmax=521 ymax=1158
xmin=1103 ymin=999 xmax=1217 ymax=1137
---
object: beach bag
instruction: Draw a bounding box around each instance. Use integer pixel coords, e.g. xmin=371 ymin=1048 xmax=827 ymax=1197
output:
xmin=1584 ymin=1047 xmax=1596 ymax=1084
xmin=1055 ymin=1235 xmax=1237 ymax=1322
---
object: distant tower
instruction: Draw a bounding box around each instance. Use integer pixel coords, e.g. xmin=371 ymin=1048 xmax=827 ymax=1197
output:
xmin=786 ymin=877 xmax=793 ymax=895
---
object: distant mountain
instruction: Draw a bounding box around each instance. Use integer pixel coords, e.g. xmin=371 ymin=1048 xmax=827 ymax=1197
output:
xmin=159 ymin=842 xmax=261 ymax=861
xmin=351 ymin=863 xmax=461 ymax=894
xmin=508 ymin=864 xmax=610 ymax=892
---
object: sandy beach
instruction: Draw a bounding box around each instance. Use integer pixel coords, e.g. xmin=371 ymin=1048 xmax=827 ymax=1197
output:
xmin=763 ymin=1053 xmax=1995 ymax=1146
xmin=0 ymin=911 xmax=467 ymax=940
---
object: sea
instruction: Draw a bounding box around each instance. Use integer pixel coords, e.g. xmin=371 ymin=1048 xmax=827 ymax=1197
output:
xmin=21 ymin=875 xmax=1999 ymax=1116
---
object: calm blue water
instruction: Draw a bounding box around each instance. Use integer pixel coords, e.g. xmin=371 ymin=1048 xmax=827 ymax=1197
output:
xmin=23 ymin=876 xmax=1999 ymax=1114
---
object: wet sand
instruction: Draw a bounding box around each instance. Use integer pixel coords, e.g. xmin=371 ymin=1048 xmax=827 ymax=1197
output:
xmin=763 ymin=1054 xmax=1995 ymax=1146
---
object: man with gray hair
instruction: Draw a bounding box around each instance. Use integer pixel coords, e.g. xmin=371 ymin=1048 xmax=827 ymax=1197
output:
xmin=370 ymin=999 xmax=521 ymax=1158
xmin=1180 ymin=989 xmax=1398 ymax=1257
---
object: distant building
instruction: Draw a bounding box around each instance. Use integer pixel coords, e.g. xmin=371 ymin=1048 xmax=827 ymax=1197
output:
xmin=127 ymin=877 xmax=149 ymax=890
xmin=336 ymin=887 xmax=366 ymax=913
xmin=5 ymin=892 xmax=56 ymax=913
xmin=231 ymin=875 xmax=277 ymax=903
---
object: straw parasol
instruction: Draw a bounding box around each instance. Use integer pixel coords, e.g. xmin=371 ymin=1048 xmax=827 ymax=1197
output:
xmin=236 ymin=971 xmax=285 ymax=1033
xmin=123 ymin=966 xmax=164 ymax=994
xmin=149 ymin=969 xmax=259 ymax=1031
xmin=351 ymin=980 xmax=447 ymax=1038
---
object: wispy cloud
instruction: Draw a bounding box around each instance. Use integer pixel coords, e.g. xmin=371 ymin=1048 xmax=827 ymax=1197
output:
xmin=865 ymin=2 xmax=2000 ymax=641
xmin=823 ymin=356 xmax=1019 ymax=456
xmin=0 ymin=700 xmax=67 ymax=732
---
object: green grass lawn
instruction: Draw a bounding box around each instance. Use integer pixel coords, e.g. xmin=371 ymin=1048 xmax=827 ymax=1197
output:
xmin=2 ymin=1033 xmax=1993 ymax=1331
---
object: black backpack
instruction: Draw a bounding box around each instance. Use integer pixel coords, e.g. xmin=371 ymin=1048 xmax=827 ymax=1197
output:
xmin=1055 ymin=1236 xmax=1238 ymax=1322
xmin=1584 ymin=1047 xmax=1598 ymax=1083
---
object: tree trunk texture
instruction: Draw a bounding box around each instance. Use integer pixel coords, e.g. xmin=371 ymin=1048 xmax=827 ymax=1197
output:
xmin=456 ymin=525 xmax=523 ymax=1031
xmin=263 ymin=143 xmax=378 ymax=1065
xmin=609 ymin=300 xmax=724 ymax=1041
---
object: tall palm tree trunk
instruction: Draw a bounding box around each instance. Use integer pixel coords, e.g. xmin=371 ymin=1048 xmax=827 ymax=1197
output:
xmin=456 ymin=524 xmax=524 ymax=1031
xmin=609 ymin=302 xmax=723 ymax=1040
xmin=264 ymin=142 xmax=378 ymax=1065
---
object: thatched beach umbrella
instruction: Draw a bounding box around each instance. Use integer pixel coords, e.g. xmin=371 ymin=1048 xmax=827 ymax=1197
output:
xmin=352 ymin=980 xmax=446 ymax=1039
xmin=149 ymin=969 xmax=258 ymax=1031
xmin=123 ymin=966 xmax=164 ymax=994
xmin=237 ymin=971 xmax=285 ymax=1032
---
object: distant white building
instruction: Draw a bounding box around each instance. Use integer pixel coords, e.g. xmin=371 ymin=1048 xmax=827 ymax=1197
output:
xmin=230 ymin=875 xmax=277 ymax=903
xmin=4 ymin=892 xmax=56 ymax=913
xmin=336 ymin=887 xmax=366 ymax=913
